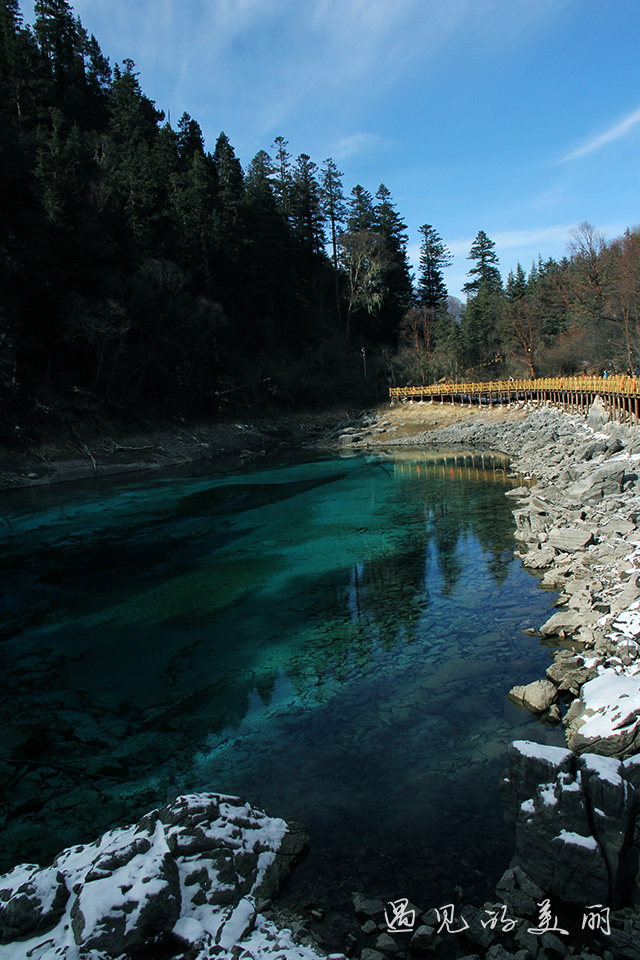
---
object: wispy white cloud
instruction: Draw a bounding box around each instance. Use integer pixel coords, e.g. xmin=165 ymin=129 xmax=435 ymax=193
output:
xmin=492 ymin=225 xmax=577 ymax=250
xmin=561 ymin=105 xmax=640 ymax=162
xmin=332 ymin=132 xmax=394 ymax=160
xmin=448 ymin=223 xmax=605 ymax=260
xmin=529 ymin=186 xmax=566 ymax=210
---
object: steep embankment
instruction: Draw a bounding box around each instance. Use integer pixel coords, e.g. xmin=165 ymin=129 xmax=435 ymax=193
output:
xmin=0 ymin=409 xmax=366 ymax=489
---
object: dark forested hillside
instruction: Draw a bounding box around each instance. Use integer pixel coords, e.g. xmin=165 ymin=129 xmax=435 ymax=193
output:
xmin=2 ymin=0 xmax=640 ymax=450
xmin=0 ymin=0 xmax=416 ymax=442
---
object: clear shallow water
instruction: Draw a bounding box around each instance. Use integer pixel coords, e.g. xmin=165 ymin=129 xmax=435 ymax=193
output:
xmin=0 ymin=449 xmax=563 ymax=915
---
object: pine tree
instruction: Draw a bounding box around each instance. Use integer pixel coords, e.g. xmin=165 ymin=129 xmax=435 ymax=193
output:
xmin=169 ymin=148 xmax=216 ymax=283
xmin=417 ymin=224 xmax=452 ymax=312
xmin=176 ymin=112 xmax=205 ymax=166
xmin=0 ymin=0 xmax=42 ymax=123
xmin=505 ymin=262 xmax=527 ymax=301
xmin=213 ymin=131 xmax=244 ymax=207
xmin=108 ymin=59 xmax=165 ymax=256
xmin=271 ymin=136 xmax=293 ymax=221
xmin=373 ymin=184 xmax=414 ymax=340
xmin=242 ymin=150 xmax=298 ymax=351
xmin=290 ymin=153 xmax=324 ymax=255
xmin=346 ymin=184 xmax=374 ymax=231
xmin=33 ymin=0 xmax=80 ymax=84
xmin=463 ymin=230 xmax=502 ymax=296
xmin=461 ymin=231 xmax=504 ymax=369
xmin=321 ymin=158 xmax=346 ymax=322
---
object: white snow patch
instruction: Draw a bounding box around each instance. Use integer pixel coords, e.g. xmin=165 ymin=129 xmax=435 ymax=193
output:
xmin=576 ymin=670 xmax=640 ymax=740
xmin=539 ymin=783 xmax=558 ymax=807
xmin=173 ymin=916 xmax=206 ymax=946
xmin=581 ymin=753 xmax=623 ymax=785
xmin=554 ymin=830 xmax=598 ymax=850
xmin=512 ymin=740 xmax=573 ymax=766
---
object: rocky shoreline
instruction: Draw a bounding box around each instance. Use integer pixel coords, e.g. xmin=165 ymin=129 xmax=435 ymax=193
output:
xmin=390 ymin=397 xmax=640 ymax=762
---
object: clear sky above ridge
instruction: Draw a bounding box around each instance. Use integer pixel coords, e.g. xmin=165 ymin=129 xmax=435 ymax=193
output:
xmin=23 ymin=0 xmax=640 ymax=299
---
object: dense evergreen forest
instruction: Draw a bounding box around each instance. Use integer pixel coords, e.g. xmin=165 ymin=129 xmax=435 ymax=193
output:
xmin=2 ymin=0 xmax=640 ymax=446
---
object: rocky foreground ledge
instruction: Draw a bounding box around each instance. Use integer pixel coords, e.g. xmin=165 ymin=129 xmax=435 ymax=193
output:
xmin=0 ymin=793 xmax=334 ymax=960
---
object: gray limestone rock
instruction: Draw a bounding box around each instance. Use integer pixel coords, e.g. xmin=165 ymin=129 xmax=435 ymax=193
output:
xmin=508 ymin=679 xmax=558 ymax=714
xmin=375 ymin=932 xmax=400 ymax=954
xmin=609 ymin=577 xmax=640 ymax=614
xmin=0 ymin=793 xmax=309 ymax=960
xmin=410 ymin=923 xmax=441 ymax=953
xmin=352 ymin=893 xmax=386 ymax=920
xmin=539 ymin=608 xmax=597 ymax=637
xmin=255 ymin=820 xmax=309 ymax=901
xmin=564 ymin=683 xmax=640 ymax=760
xmin=459 ymin=904 xmax=499 ymax=950
xmin=578 ymin=754 xmax=638 ymax=904
xmin=546 ymin=655 xmax=597 ymax=693
xmin=567 ymin=460 xmax=630 ymax=502
xmin=485 ymin=946 xmax=521 ymax=960
xmin=587 ymin=396 xmax=610 ymax=429
xmin=520 ymin=545 xmax=556 ymax=569
xmin=70 ymin=822 xmax=181 ymax=955
xmin=577 ymin=439 xmax=608 ymax=461
xmin=495 ymin=865 xmax=544 ymax=918
xmin=547 ymin=527 xmax=595 ymax=552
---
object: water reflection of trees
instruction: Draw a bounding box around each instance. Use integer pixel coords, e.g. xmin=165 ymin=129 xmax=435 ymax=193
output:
xmin=393 ymin=452 xmax=518 ymax=592
xmin=344 ymin=453 xmax=518 ymax=648
xmin=285 ymin=451 xmax=521 ymax=692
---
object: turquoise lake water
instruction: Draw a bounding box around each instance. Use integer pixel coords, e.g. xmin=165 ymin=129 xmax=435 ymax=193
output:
xmin=0 ymin=448 xmax=564 ymax=917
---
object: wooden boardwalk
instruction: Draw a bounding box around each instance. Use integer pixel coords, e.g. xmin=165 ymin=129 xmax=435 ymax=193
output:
xmin=389 ymin=376 xmax=640 ymax=425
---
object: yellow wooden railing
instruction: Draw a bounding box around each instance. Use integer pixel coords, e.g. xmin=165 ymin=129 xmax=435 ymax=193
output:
xmin=389 ymin=376 xmax=640 ymax=423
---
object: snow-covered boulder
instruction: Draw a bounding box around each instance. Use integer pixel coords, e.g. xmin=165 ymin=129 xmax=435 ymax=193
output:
xmin=565 ymin=670 xmax=640 ymax=758
xmin=0 ymin=793 xmax=319 ymax=960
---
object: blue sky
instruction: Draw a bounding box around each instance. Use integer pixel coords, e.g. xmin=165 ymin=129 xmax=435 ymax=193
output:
xmin=23 ymin=0 xmax=640 ymax=299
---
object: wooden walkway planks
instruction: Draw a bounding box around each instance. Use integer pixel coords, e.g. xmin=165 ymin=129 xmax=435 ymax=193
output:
xmin=389 ymin=376 xmax=640 ymax=425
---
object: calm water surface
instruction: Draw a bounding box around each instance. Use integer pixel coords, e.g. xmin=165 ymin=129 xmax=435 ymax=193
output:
xmin=0 ymin=448 xmax=563 ymax=916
